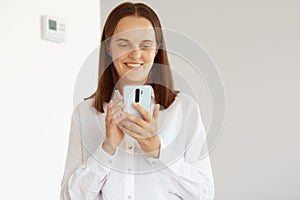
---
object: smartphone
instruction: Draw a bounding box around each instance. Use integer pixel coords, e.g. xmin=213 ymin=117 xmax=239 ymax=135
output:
xmin=123 ymin=85 xmax=152 ymax=118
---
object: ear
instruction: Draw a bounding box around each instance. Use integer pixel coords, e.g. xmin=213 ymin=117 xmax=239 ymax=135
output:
xmin=106 ymin=41 xmax=112 ymax=56
xmin=154 ymin=48 xmax=158 ymax=57
xmin=154 ymin=42 xmax=161 ymax=56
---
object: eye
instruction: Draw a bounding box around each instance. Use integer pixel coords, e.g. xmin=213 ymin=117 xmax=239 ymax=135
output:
xmin=140 ymin=43 xmax=153 ymax=50
xmin=118 ymin=42 xmax=130 ymax=49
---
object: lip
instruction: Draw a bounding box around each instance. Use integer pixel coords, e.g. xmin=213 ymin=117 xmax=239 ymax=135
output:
xmin=124 ymin=62 xmax=144 ymax=70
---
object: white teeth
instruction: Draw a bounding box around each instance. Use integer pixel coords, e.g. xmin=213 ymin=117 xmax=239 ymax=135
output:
xmin=126 ymin=63 xmax=141 ymax=67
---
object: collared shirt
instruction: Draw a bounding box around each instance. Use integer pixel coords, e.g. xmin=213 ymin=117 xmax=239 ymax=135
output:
xmin=60 ymin=90 xmax=215 ymax=200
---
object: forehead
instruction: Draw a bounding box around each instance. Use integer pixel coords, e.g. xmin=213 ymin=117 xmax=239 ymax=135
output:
xmin=112 ymin=16 xmax=156 ymax=42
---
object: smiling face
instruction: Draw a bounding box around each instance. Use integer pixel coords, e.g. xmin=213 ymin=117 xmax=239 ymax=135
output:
xmin=107 ymin=16 xmax=158 ymax=86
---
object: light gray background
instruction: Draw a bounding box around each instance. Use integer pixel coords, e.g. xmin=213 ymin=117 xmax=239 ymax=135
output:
xmin=100 ymin=0 xmax=300 ymax=199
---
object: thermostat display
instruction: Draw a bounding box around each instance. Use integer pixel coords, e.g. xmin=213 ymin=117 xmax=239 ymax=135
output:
xmin=41 ymin=15 xmax=66 ymax=43
xmin=49 ymin=19 xmax=57 ymax=31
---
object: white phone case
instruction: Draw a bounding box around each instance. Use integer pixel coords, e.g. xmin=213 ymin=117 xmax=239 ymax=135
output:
xmin=123 ymin=85 xmax=151 ymax=118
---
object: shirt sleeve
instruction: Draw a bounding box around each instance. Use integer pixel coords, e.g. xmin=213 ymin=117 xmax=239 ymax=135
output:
xmin=60 ymin=107 xmax=118 ymax=200
xmin=146 ymin=97 xmax=215 ymax=200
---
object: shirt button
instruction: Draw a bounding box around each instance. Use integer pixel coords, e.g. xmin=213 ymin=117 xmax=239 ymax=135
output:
xmin=151 ymin=161 xmax=156 ymax=165
xmin=127 ymin=195 xmax=132 ymax=199
xmin=108 ymin=160 xmax=112 ymax=164
xmin=128 ymin=145 xmax=133 ymax=150
xmin=128 ymin=168 xmax=132 ymax=172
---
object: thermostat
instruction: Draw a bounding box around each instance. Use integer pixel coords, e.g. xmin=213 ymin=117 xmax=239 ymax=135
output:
xmin=41 ymin=15 xmax=66 ymax=43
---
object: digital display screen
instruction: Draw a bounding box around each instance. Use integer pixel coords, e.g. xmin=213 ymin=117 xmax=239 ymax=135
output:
xmin=49 ymin=19 xmax=57 ymax=31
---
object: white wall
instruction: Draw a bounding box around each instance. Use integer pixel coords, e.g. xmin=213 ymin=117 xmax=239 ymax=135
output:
xmin=99 ymin=0 xmax=300 ymax=200
xmin=0 ymin=0 xmax=100 ymax=199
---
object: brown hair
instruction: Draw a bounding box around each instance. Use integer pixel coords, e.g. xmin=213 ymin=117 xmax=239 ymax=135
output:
xmin=86 ymin=2 xmax=177 ymax=113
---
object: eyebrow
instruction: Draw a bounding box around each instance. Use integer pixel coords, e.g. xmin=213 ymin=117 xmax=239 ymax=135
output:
xmin=115 ymin=38 xmax=155 ymax=43
xmin=116 ymin=38 xmax=129 ymax=42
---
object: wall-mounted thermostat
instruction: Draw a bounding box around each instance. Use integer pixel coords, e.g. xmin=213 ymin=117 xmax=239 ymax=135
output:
xmin=41 ymin=15 xmax=66 ymax=43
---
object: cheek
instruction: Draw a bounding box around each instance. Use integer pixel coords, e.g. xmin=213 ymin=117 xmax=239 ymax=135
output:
xmin=144 ymin=51 xmax=157 ymax=62
xmin=110 ymin=46 xmax=127 ymax=61
xmin=112 ymin=52 xmax=127 ymax=63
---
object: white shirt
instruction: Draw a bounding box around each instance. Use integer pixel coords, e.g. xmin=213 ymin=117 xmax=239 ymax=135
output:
xmin=60 ymin=91 xmax=215 ymax=200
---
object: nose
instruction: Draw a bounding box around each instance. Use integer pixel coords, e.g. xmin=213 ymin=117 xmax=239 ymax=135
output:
xmin=128 ymin=48 xmax=142 ymax=59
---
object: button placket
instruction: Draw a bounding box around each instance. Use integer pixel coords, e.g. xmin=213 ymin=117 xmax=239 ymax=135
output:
xmin=125 ymin=135 xmax=135 ymax=200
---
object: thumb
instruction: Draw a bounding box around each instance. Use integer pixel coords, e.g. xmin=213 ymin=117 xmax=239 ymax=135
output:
xmin=153 ymin=104 xmax=160 ymax=120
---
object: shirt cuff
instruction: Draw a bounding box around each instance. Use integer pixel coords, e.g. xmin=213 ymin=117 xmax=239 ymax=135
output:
xmin=86 ymin=143 xmax=119 ymax=175
xmin=144 ymin=140 xmax=185 ymax=180
xmin=145 ymin=139 xmax=178 ymax=166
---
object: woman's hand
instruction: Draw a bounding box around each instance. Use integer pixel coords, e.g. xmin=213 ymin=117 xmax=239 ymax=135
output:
xmin=119 ymin=103 xmax=161 ymax=158
xmin=102 ymin=96 xmax=126 ymax=155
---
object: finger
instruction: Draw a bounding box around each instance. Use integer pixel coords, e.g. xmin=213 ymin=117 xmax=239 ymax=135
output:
xmin=105 ymin=104 xmax=113 ymax=122
xmin=110 ymin=96 xmax=123 ymax=107
xmin=132 ymin=102 xmax=151 ymax=122
xmin=113 ymin=112 xmax=126 ymax=124
xmin=153 ymin=104 xmax=160 ymax=121
xmin=120 ymin=126 xmax=144 ymax=140
xmin=106 ymin=96 xmax=123 ymax=120
xmin=125 ymin=112 xmax=148 ymax=128
xmin=112 ymin=103 xmax=125 ymax=115
xmin=119 ymin=120 xmax=144 ymax=136
xmin=112 ymin=110 xmax=125 ymax=120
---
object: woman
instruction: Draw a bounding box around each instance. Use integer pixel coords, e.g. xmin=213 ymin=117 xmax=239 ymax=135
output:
xmin=61 ymin=2 xmax=215 ymax=200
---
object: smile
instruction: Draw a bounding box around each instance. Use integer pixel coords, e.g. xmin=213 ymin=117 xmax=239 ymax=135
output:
xmin=124 ymin=62 xmax=144 ymax=70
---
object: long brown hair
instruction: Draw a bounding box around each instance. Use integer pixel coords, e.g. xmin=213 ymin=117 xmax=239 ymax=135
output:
xmin=86 ymin=2 xmax=177 ymax=113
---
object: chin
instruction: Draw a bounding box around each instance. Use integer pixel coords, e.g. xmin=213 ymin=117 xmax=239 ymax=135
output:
xmin=128 ymin=77 xmax=147 ymax=84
